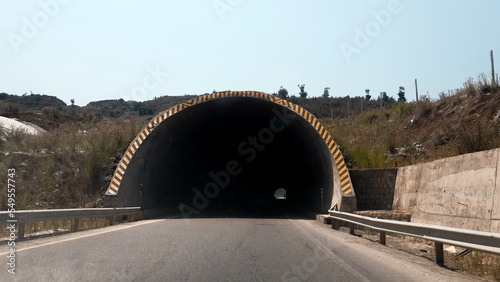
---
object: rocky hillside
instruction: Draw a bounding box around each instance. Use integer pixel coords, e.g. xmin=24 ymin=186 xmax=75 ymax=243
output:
xmin=0 ymin=76 xmax=498 ymax=209
xmin=325 ymin=78 xmax=500 ymax=168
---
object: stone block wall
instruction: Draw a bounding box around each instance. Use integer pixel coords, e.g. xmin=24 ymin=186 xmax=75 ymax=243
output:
xmin=349 ymin=168 xmax=398 ymax=211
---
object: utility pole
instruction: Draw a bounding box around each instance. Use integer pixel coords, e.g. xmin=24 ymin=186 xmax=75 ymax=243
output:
xmin=415 ymin=79 xmax=419 ymax=107
xmin=491 ymin=50 xmax=496 ymax=86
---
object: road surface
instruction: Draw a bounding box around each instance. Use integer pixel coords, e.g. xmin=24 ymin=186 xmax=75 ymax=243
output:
xmin=1 ymin=216 xmax=477 ymax=281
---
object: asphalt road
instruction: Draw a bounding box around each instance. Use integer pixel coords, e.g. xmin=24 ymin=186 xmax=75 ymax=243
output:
xmin=1 ymin=216 xmax=477 ymax=281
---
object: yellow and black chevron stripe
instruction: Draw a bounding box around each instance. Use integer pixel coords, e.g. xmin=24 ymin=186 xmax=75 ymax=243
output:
xmin=105 ymin=91 xmax=353 ymax=196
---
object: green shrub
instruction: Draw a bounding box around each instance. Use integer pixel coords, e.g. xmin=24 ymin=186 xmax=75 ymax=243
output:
xmin=346 ymin=148 xmax=386 ymax=169
xmin=364 ymin=113 xmax=378 ymax=124
xmin=42 ymin=106 xmax=59 ymax=118
xmin=4 ymin=103 xmax=21 ymax=115
xmin=138 ymin=104 xmax=154 ymax=116
xmin=395 ymin=103 xmax=416 ymax=119
xmin=385 ymin=135 xmax=396 ymax=153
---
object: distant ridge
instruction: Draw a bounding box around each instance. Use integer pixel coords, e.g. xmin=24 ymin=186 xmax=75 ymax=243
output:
xmin=0 ymin=92 xmax=67 ymax=110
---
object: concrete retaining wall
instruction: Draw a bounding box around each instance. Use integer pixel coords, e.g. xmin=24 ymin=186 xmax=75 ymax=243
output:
xmin=350 ymin=169 xmax=398 ymax=211
xmin=393 ymin=148 xmax=500 ymax=233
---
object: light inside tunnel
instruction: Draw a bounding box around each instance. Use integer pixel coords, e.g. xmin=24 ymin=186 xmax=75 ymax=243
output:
xmin=274 ymin=188 xmax=286 ymax=200
xmin=106 ymin=93 xmax=352 ymax=216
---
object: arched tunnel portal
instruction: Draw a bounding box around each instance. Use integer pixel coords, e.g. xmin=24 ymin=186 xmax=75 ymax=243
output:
xmin=104 ymin=91 xmax=355 ymax=216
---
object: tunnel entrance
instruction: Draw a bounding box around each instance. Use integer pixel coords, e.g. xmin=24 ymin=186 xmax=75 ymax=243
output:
xmin=105 ymin=91 xmax=354 ymax=216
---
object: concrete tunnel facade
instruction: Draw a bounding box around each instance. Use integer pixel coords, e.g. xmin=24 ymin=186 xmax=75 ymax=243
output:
xmin=104 ymin=91 xmax=356 ymax=214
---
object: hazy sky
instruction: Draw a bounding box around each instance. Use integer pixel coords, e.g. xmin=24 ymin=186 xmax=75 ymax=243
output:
xmin=1 ymin=0 xmax=499 ymax=106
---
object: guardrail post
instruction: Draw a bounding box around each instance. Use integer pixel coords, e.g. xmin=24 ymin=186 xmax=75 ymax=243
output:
xmin=349 ymin=223 xmax=355 ymax=235
xmin=109 ymin=216 xmax=115 ymax=226
xmin=379 ymin=231 xmax=386 ymax=245
xmin=328 ymin=210 xmax=500 ymax=258
xmin=331 ymin=219 xmax=340 ymax=230
xmin=18 ymin=223 xmax=25 ymax=241
xmin=73 ymin=218 xmax=79 ymax=232
xmin=435 ymin=242 xmax=444 ymax=266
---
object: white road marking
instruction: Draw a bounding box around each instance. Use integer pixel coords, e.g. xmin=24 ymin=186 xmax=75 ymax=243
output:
xmin=0 ymin=219 xmax=164 ymax=255
xmin=287 ymin=218 xmax=370 ymax=282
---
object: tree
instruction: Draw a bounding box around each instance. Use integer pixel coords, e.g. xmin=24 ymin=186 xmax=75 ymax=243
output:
xmin=70 ymin=99 xmax=75 ymax=107
xmin=298 ymin=84 xmax=307 ymax=98
xmin=322 ymin=87 xmax=330 ymax=99
xmin=288 ymin=95 xmax=299 ymax=104
xmin=138 ymin=103 xmax=154 ymax=116
xmin=397 ymin=86 xmax=406 ymax=102
xmin=381 ymin=92 xmax=389 ymax=102
xmin=365 ymin=89 xmax=371 ymax=100
xmin=277 ymin=86 xmax=288 ymax=99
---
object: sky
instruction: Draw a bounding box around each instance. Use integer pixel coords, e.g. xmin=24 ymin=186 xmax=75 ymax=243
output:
xmin=1 ymin=0 xmax=499 ymax=106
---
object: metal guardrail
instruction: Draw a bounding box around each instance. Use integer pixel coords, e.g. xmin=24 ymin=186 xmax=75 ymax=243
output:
xmin=329 ymin=210 xmax=500 ymax=265
xmin=0 ymin=207 xmax=141 ymax=240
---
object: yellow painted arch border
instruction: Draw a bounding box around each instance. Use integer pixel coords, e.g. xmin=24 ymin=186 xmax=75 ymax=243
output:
xmin=105 ymin=91 xmax=353 ymax=196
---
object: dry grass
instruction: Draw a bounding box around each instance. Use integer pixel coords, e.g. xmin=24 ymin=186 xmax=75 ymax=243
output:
xmin=323 ymin=75 xmax=500 ymax=169
xmin=446 ymin=250 xmax=500 ymax=281
xmin=456 ymin=120 xmax=500 ymax=154
xmin=0 ymin=117 xmax=145 ymax=210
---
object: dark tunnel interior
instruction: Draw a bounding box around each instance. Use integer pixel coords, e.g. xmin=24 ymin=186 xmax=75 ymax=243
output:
xmin=116 ymin=97 xmax=335 ymax=217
